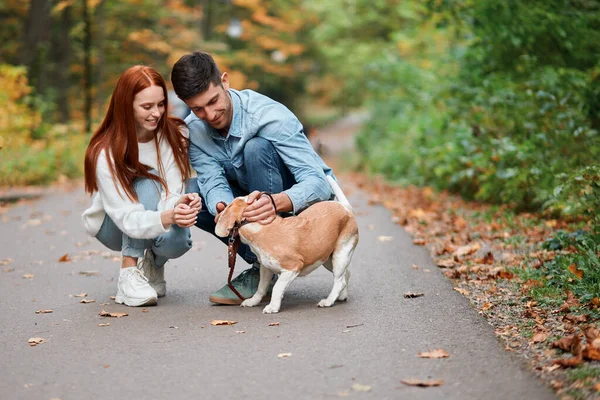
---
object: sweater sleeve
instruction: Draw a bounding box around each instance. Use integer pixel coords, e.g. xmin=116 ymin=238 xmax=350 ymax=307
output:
xmin=96 ymin=151 xmax=170 ymax=239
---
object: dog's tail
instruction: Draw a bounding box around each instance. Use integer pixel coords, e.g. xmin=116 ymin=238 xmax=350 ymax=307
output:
xmin=327 ymin=175 xmax=353 ymax=213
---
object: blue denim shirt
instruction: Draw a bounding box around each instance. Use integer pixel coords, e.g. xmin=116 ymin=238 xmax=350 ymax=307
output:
xmin=185 ymin=89 xmax=335 ymax=216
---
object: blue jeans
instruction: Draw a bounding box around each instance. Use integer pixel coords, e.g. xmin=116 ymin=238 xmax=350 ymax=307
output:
xmin=95 ymin=175 xmax=193 ymax=267
xmin=189 ymin=137 xmax=296 ymax=264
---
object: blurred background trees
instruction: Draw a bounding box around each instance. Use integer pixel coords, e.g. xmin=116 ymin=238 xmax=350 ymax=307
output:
xmin=1 ymin=0 xmax=599 ymax=223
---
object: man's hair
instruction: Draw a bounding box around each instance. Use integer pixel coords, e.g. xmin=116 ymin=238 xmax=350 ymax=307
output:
xmin=171 ymin=51 xmax=222 ymax=100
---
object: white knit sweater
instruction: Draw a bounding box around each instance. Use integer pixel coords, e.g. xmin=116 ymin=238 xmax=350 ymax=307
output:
xmin=82 ymin=128 xmax=188 ymax=239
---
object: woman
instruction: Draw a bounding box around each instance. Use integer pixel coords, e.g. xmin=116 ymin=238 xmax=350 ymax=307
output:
xmin=82 ymin=65 xmax=200 ymax=307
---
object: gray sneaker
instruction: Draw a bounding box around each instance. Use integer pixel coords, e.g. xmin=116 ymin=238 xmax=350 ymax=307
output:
xmin=209 ymin=264 xmax=275 ymax=305
xmin=138 ymin=249 xmax=166 ymax=297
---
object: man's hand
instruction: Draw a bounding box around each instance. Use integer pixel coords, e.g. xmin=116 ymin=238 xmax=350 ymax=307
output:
xmin=214 ymin=201 xmax=227 ymax=224
xmin=242 ymin=191 xmax=277 ymax=225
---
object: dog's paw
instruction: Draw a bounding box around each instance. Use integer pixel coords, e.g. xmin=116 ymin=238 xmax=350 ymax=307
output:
xmin=262 ymin=304 xmax=280 ymax=314
xmin=317 ymin=299 xmax=334 ymax=308
xmin=241 ymin=298 xmax=260 ymax=307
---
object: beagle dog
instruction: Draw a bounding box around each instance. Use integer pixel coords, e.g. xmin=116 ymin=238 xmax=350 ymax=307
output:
xmin=215 ymin=176 xmax=359 ymax=313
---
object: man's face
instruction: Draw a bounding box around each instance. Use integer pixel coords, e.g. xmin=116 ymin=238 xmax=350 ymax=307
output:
xmin=185 ymin=73 xmax=232 ymax=132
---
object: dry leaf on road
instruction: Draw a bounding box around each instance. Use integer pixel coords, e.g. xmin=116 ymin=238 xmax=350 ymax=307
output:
xmin=80 ymin=299 xmax=96 ymax=304
xmin=211 ymin=320 xmax=237 ymax=326
xmin=377 ymin=235 xmax=393 ymax=242
xmin=79 ymin=271 xmax=100 ymax=277
xmin=268 ymin=322 xmax=280 ymax=326
xmin=35 ymin=310 xmax=53 ymax=314
xmin=58 ymin=254 xmax=72 ymax=262
xmin=22 ymin=273 xmax=34 ymax=279
xmin=277 ymin=352 xmax=292 ymax=358
xmin=351 ymin=383 xmax=372 ymax=392
xmin=72 ymin=292 xmax=87 ymax=298
xmin=28 ymin=337 xmax=47 ymax=346
xmin=0 ymin=258 xmax=13 ymax=266
xmin=454 ymin=287 xmax=470 ymax=296
xmin=99 ymin=310 xmax=128 ymax=318
xmin=453 ymin=242 xmax=481 ymax=258
xmin=235 ymin=330 xmax=246 ymax=334
xmin=98 ymin=323 xmax=110 ymax=327
xmin=418 ymin=349 xmax=450 ymax=358
xmin=404 ymin=292 xmax=424 ymax=298
xmin=437 ymin=259 xmax=456 ymax=268
xmin=401 ymin=379 xmax=444 ymax=387
xmin=531 ymin=332 xmax=548 ymax=343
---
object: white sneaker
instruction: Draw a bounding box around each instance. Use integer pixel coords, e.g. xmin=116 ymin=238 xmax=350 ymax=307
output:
xmin=139 ymin=249 xmax=166 ymax=297
xmin=115 ymin=267 xmax=158 ymax=307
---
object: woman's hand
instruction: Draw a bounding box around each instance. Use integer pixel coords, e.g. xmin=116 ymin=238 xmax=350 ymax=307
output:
xmin=242 ymin=191 xmax=277 ymax=225
xmin=173 ymin=193 xmax=201 ymax=228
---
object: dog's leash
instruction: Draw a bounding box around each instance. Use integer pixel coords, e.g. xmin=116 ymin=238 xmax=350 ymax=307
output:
xmin=225 ymin=192 xmax=278 ymax=301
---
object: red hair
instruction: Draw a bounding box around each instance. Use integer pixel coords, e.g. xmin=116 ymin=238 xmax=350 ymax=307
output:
xmin=84 ymin=65 xmax=191 ymax=201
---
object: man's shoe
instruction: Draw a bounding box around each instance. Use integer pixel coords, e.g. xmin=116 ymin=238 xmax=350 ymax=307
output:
xmin=138 ymin=249 xmax=166 ymax=297
xmin=209 ymin=265 xmax=273 ymax=305
xmin=115 ymin=267 xmax=158 ymax=307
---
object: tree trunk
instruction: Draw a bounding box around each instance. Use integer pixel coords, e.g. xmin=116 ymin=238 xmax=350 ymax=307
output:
xmin=19 ymin=0 xmax=52 ymax=95
xmin=53 ymin=5 xmax=72 ymax=123
xmin=83 ymin=0 xmax=92 ymax=134
xmin=95 ymin=0 xmax=105 ymax=112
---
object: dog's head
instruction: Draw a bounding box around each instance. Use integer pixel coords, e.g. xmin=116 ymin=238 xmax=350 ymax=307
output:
xmin=214 ymin=197 xmax=249 ymax=238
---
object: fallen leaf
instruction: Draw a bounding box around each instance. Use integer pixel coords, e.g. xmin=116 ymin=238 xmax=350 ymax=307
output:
xmin=268 ymin=322 xmax=280 ymax=326
xmin=551 ymin=335 xmax=581 ymax=353
xmin=277 ymin=352 xmax=292 ymax=358
xmin=58 ymin=254 xmax=72 ymax=263
xmin=346 ymin=323 xmax=364 ymax=328
xmin=98 ymin=323 xmax=110 ymax=327
xmin=437 ymin=259 xmax=456 ymax=268
xmin=79 ymin=271 xmax=100 ymax=277
xmin=235 ymin=330 xmax=246 ymax=334
xmin=3 ymin=267 xmax=15 ymax=272
xmin=80 ymin=299 xmax=95 ymax=304
xmin=453 ymin=242 xmax=481 ymax=258
xmin=412 ymin=264 xmax=420 ymax=270
xmin=377 ymin=235 xmax=393 ymax=242
xmin=211 ymin=320 xmax=237 ymax=326
xmin=400 ymin=379 xmax=444 ymax=387
xmin=35 ymin=310 xmax=53 ymax=314
xmin=28 ymin=337 xmax=47 ymax=346
xmin=0 ymin=258 xmax=13 ymax=266
xmin=22 ymin=273 xmax=34 ymax=279
xmin=99 ymin=310 xmax=128 ymax=318
xmin=481 ymin=302 xmax=494 ymax=311
xmin=559 ymin=291 xmax=580 ymax=313
xmin=351 ymin=383 xmax=372 ymax=392
xmin=418 ymin=349 xmax=450 ymax=359
xmin=563 ymin=314 xmax=588 ymax=323
xmin=567 ymin=264 xmax=584 ymax=280
xmin=109 ymin=296 xmax=116 ymax=300
xmin=454 ymin=287 xmax=470 ymax=296
xmin=594 ymin=382 xmax=600 ymax=393
xmin=72 ymin=292 xmax=87 ymax=298
xmin=141 ymin=308 xmax=148 ymax=313
xmin=169 ymin=326 xmax=179 ymax=329
xmin=413 ymin=238 xmax=426 ymax=245
xmin=532 ymin=332 xmax=548 ymax=343
xmin=404 ymin=292 xmax=424 ymax=298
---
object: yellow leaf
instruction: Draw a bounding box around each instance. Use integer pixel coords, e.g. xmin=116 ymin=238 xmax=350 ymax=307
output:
xmin=418 ymin=349 xmax=450 ymax=359
xmin=211 ymin=320 xmax=237 ymax=326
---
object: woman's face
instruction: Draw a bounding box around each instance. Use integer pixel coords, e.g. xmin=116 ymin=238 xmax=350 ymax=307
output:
xmin=133 ymin=85 xmax=165 ymax=139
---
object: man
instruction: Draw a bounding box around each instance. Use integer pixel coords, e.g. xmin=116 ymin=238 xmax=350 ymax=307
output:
xmin=171 ymin=51 xmax=335 ymax=305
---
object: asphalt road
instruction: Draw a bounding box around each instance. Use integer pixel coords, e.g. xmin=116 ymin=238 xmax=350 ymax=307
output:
xmin=0 ymin=116 xmax=555 ymax=400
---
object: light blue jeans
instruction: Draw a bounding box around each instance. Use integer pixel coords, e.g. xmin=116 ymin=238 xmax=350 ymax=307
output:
xmin=95 ymin=174 xmax=193 ymax=267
